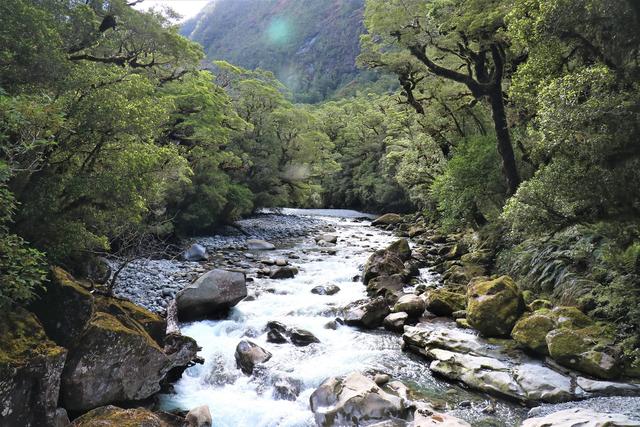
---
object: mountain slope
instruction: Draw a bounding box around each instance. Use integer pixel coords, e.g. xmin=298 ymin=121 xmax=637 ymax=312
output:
xmin=182 ymin=0 xmax=366 ymax=102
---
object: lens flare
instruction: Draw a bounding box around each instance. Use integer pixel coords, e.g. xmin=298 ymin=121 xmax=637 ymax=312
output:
xmin=266 ymin=17 xmax=291 ymax=44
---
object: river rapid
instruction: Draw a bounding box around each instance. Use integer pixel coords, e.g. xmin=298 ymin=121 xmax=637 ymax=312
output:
xmin=157 ymin=209 xmax=528 ymax=426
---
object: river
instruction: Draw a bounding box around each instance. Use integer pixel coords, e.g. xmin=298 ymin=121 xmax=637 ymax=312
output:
xmin=157 ymin=209 xmax=528 ymax=426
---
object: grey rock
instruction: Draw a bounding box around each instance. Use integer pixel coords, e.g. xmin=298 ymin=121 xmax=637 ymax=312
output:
xmin=176 ymin=269 xmax=247 ymax=321
xmin=235 ymin=340 xmax=272 ymax=375
xmin=246 ymin=239 xmax=276 ymax=250
xmin=383 ymin=312 xmax=408 ymax=332
xmin=183 ymin=243 xmax=209 ymax=261
xmin=344 ymin=297 xmax=390 ymax=329
xmin=522 ymin=408 xmax=640 ymax=427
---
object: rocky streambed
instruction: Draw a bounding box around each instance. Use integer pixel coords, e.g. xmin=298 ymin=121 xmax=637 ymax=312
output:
xmin=99 ymin=208 xmax=639 ymax=426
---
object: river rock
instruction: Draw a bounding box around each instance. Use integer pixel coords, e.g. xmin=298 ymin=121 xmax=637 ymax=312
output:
xmin=183 ymin=243 xmax=209 ymax=261
xmin=522 ymin=408 xmax=640 ymax=427
xmin=387 ymin=239 xmax=412 ymax=261
xmin=290 ymin=328 xmax=320 ymax=346
xmin=316 ymin=234 xmax=338 ymax=244
xmin=466 ymin=275 xmax=524 ymax=337
xmin=235 ymin=340 xmax=272 ymax=375
xmin=246 ymin=239 xmax=276 ymax=250
xmin=546 ymin=328 xmax=620 ymax=379
xmin=393 ymin=294 xmax=425 ymax=318
xmin=344 ymin=297 xmax=390 ymax=329
xmin=267 ymin=328 xmax=288 ymax=344
xmin=60 ymin=311 xmax=174 ymax=412
xmin=367 ymin=274 xmax=406 ymax=297
xmin=311 ymin=285 xmax=340 ymax=295
xmin=384 ymin=312 xmax=408 ymax=332
xmin=363 ymin=250 xmax=405 ymax=285
xmin=269 ymin=266 xmax=299 ymax=279
xmin=372 ymin=213 xmax=402 ymax=226
xmin=70 ymin=405 xmax=179 ymax=426
xmin=176 ymin=269 xmax=247 ymax=320
xmin=413 ymin=407 xmax=472 ymax=426
xmin=0 ymin=307 xmax=67 ymax=427
xmin=185 ymin=405 xmax=212 ymax=427
xmin=512 ymin=313 xmax=556 ymax=355
xmin=425 ymin=289 xmax=466 ymax=316
xmin=309 ymin=372 xmax=412 ymax=426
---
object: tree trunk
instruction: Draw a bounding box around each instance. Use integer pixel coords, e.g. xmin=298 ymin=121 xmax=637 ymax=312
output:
xmin=489 ymin=89 xmax=520 ymax=195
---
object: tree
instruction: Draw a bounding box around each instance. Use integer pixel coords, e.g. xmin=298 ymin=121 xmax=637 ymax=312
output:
xmin=361 ymin=0 xmax=521 ymax=195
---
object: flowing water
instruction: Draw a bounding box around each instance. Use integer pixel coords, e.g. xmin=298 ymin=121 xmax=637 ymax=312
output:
xmin=159 ymin=210 xmax=527 ymax=426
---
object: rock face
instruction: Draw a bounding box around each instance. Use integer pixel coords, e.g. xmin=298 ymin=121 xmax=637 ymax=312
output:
xmin=235 ymin=340 xmax=272 ymax=375
xmin=0 ymin=308 xmax=67 ymax=427
xmin=183 ymin=243 xmax=208 ymax=261
xmin=522 ymin=408 xmax=640 ymax=427
xmin=246 ymin=239 xmax=275 ymax=250
xmin=70 ymin=405 xmax=178 ymax=426
xmin=309 ymin=372 xmax=412 ymax=426
xmin=363 ymin=250 xmax=405 ymax=286
xmin=61 ymin=312 xmax=173 ymax=412
xmin=393 ymin=294 xmax=425 ymax=318
xmin=425 ymin=289 xmax=466 ymax=317
xmin=176 ymin=269 xmax=247 ymax=320
xmin=344 ymin=297 xmax=390 ymax=329
xmin=466 ymin=276 xmax=524 ymax=337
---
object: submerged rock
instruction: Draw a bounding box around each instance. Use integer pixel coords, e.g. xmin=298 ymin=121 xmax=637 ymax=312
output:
xmin=309 ymin=372 xmax=412 ymax=426
xmin=235 ymin=340 xmax=272 ymax=375
xmin=176 ymin=269 xmax=247 ymax=320
xmin=466 ymin=276 xmax=524 ymax=337
xmin=0 ymin=308 xmax=67 ymax=427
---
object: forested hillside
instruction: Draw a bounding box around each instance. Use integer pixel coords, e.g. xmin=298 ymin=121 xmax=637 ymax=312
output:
xmin=182 ymin=0 xmax=371 ymax=102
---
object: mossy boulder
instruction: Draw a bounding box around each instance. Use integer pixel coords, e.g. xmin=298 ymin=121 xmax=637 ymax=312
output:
xmin=511 ymin=314 xmax=556 ymax=355
xmin=95 ymin=296 xmax=166 ymax=345
xmin=460 ymin=250 xmax=491 ymax=265
xmin=425 ymin=289 xmax=466 ymax=316
xmin=466 ymin=276 xmax=525 ymax=337
xmin=0 ymin=307 xmax=67 ymax=426
xmin=30 ymin=266 xmax=95 ymax=347
xmin=528 ymin=299 xmax=553 ymax=311
xmin=362 ymin=250 xmax=405 ymax=286
xmin=546 ymin=328 xmax=620 ymax=379
xmin=61 ymin=312 xmax=174 ymax=412
xmin=372 ymin=213 xmax=402 ymax=226
xmin=386 ymin=239 xmax=411 ymax=262
xmin=549 ymin=306 xmax=593 ymax=329
xmin=71 ymin=405 xmax=180 ymax=427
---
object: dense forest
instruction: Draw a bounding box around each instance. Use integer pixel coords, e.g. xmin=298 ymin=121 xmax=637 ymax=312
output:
xmin=1 ymin=0 xmax=640 ymax=425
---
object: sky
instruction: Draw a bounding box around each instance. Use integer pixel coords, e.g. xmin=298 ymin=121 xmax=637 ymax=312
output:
xmin=133 ymin=0 xmax=211 ymax=21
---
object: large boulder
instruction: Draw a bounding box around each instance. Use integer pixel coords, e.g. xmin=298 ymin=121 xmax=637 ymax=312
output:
xmin=309 ymin=372 xmax=412 ymax=426
xmin=386 ymin=239 xmax=412 ymax=262
xmin=425 ymin=289 xmax=466 ymax=316
xmin=392 ymin=294 xmax=425 ymax=318
xmin=511 ymin=314 xmax=556 ymax=355
xmin=60 ymin=312 xmax=174 ymax=412
xmin=176 ymin=269 xmax=247 ymax=320
xmin=546 ymin=328 xmax=620 ymax=379
xmin=70 ymin=405 xmax=181 ymax=427
xmin=344 ymin=297 xmax=390 ymax=329
xmin=466 ymin=276 xmax=524 ymax=337
xmin=30 ymin=267 xmax=95 ymax=347
xmin=372 ymin=213 xmax=402 ymax=227
xmin=383 ymin=312 xmax=408 ymax=332
xmin=363 ymin=250 xmax=405 ymax=286
xmin=235 ymin=340 xmax=272 ymax=375
xmin=0 ymin=308 xmax=67 ymax=427
xmin=269 ymin=266 xmax=299 ymax=280
xmin=366 ymin=274 xmax=405 ymax=298
xmin=522 ymin=408 xmax=640 ymax=427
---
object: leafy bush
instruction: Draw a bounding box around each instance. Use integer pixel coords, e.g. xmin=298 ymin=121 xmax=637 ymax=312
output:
xmin=431 ymin=136 xmax=506 ymax=231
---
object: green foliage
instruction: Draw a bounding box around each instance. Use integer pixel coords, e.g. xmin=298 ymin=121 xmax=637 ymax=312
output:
xmin=431 ymin=136 xmax=506 ymax=230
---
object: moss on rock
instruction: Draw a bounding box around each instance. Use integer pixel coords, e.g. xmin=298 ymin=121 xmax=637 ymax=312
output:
xmin=425 ymin=289 xmax=466 ymax=316
xmin=71 ymin=405 xmax=174 ymax=427
xmin=466 ymin=276 xmax=524 ymax=337
xmin=511 ymin=314 xmax=555 ymax=355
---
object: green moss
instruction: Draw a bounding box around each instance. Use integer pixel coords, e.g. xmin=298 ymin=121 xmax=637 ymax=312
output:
xmin=95 ymin=296 xmax=166 ymax=346
xmin=425 ymin=289 xmax=466 ymax=316
xmin=466 ymin=276 xmax=524 ymax=337
xmin=550 ymin=306 xmax=593 ymax=328
xmin=529 ymin=299 xmax=553 ymax=311
xmin=71 ymin=405 xmax=166 ymax=426
xmin=0 ymin=307 xmax=65 ymax=365
xmin=511 ymin=314 xmax=555 ymax=354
